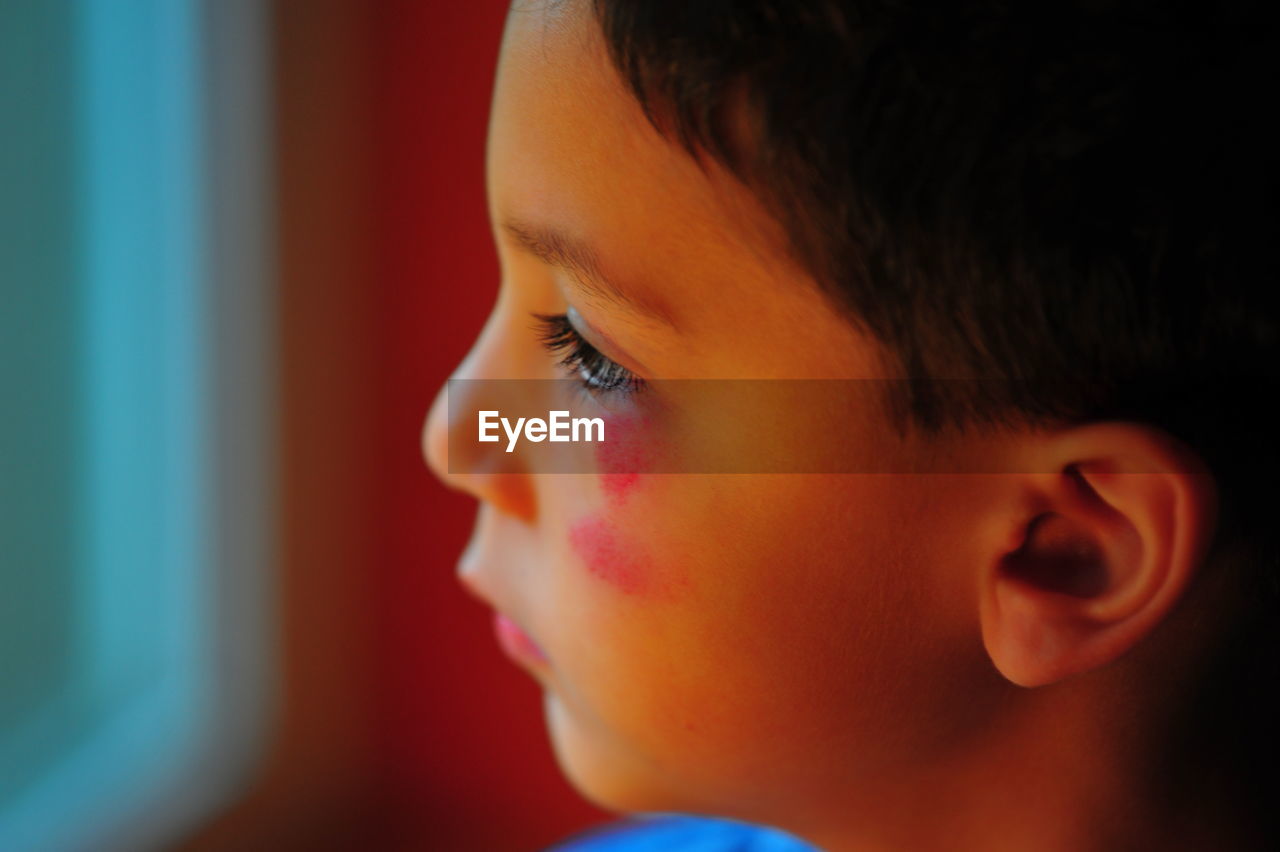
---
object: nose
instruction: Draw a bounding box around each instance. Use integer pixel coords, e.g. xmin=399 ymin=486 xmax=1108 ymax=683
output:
xmin=423 ymin=312 xmax=537 ymax=521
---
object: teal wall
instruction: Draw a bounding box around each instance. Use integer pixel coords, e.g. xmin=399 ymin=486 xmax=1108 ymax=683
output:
xmin=0 ymin=0 xmax=83 ymax=790
xmin=0 ymin=1 xmax=273 ymax=849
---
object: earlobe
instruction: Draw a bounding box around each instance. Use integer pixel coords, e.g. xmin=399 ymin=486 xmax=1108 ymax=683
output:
xmin=979 ymin=424 xmax=1218 ymax=688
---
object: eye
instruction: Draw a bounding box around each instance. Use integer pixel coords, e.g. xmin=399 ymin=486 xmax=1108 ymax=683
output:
xmin=533 ymin=312 xmax=644 ymax=397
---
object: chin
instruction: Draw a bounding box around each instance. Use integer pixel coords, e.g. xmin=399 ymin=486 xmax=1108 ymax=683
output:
xmin=542 ymin=689 xmax=694 ymax=816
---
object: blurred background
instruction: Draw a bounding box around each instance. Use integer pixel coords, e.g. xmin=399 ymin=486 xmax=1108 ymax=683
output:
xmin=0 ymin=0 xmax=605 ymax=849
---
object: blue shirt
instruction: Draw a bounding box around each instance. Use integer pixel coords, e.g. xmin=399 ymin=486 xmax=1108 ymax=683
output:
xmin=548 ymin=814 xmax=820 ymax=851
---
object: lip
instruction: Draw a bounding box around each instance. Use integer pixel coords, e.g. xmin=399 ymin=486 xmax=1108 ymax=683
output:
xmin=493 ymin=612 xmax=550 ymax=668
xmin=458 ymin=563 xmax=549 ymax=669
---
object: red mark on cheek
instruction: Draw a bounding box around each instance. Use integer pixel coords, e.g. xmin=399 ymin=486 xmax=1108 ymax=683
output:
xmin=569 ymin=515 xmax=666 ymax=597
xmin=597 ymin=413 xmax=657 ymax=502
xmin=601 ymin=471 xmax=639 ymax=500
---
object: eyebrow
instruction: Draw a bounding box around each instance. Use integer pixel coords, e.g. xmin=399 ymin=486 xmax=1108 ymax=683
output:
xmin=500 ymin=218 xmax=675 ymax=326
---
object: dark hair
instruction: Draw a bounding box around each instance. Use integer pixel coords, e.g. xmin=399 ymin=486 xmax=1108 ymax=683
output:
xmin=592 ymin=0 xmax=1277 ymax=814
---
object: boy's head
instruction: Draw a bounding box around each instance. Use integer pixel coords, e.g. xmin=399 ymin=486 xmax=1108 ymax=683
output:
xmin=427 ymin=0 xmax=1276 ymax=844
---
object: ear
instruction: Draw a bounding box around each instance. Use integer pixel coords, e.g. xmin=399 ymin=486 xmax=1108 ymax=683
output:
xmin=979 ymin=423 xmax=1218 ymax=687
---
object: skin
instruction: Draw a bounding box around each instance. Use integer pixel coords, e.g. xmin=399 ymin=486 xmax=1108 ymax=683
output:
xmin=425 ymin=2 xmax=1251 ymax=849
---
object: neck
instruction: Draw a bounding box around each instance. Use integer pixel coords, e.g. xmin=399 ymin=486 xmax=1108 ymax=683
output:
xmin=790 ymin=671 xmax=1264 ymax=852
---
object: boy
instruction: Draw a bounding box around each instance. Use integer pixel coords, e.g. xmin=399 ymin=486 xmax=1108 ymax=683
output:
xmin=426 ymin=1 xmax=1278 ymax=849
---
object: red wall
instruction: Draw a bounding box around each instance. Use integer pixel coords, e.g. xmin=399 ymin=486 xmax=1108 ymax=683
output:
xmin=368 ymin=2 xmax=608 ymax=849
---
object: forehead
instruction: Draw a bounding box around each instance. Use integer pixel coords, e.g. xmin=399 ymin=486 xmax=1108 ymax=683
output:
xmin=487 ymin=2 xmax=808 ymax=325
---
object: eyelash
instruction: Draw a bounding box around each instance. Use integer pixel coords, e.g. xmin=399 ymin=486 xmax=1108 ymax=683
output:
xmin=533 ymin=312 xmax=645 ymax=397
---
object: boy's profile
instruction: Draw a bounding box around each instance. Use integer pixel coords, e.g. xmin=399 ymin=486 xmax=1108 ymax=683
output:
xmin=425 ymin=1 xmax=1278 ymax=849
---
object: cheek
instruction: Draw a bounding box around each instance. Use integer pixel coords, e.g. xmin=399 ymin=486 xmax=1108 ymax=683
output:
xmin=596 ymin=410 xmax=661 ymax=501
xmin=573 ymin=411 xmax=689 ymax=597
xmin=601 ymin=472 xmax=639 ymax=500
xmin=568 ymin=513 xmax=687 ymax=599
xmin=601 ymin=472 xmax=639 ymax=501
xmin=568 ymin=515 xmax=644 ymax=595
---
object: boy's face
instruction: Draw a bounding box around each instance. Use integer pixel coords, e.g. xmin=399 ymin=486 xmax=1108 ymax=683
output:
xmin=426 ymin=2 xmax=1003 ymax=822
